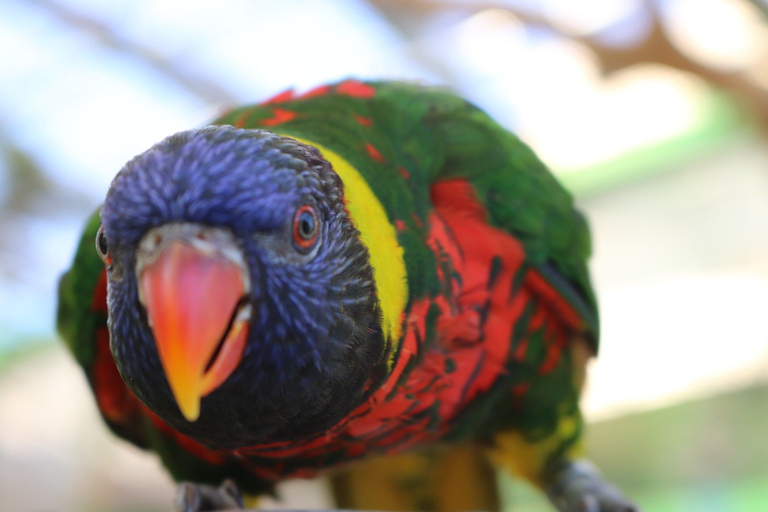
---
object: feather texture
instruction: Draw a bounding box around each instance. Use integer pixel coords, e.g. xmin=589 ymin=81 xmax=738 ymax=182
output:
xmin=58 ymin=80 xmax=609 ymax=509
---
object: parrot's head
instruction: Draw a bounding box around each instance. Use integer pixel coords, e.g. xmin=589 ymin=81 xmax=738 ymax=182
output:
xmin=100 ymin=126 xmax=390 ymax=448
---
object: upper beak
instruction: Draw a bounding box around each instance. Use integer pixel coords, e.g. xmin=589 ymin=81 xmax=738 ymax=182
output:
xmin=136 ymin=225 xmax=251 ymax=422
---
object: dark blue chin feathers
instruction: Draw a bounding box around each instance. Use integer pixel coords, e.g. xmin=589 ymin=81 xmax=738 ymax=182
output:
xmin=102 ymin=126 xmax=389 ymax=448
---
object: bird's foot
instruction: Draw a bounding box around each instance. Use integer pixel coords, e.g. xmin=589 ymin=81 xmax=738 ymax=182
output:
xmin=174 ymin=479 xmax=244 ymax=512
xmin=545 ymin=460 xmax=641 ymax=512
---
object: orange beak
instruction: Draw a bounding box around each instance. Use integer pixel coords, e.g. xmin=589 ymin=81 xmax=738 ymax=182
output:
xmin=138 ymin=240 xmax=250 ymax=422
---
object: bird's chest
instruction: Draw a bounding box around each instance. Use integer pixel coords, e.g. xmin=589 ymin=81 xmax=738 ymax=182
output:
xmin=236 ymin=184 xmax=540 ymax=476
xmin=339 ymin=202 xmax=533 ymax=443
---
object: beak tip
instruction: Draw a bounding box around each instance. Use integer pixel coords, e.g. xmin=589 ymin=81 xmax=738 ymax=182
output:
xmin=179 ymin=399 xmax=201 ymax=422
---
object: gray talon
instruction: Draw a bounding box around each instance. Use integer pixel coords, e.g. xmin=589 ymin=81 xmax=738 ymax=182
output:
xmin=220 ymin=479 xmax=244 ymax=508
xmin=174 ymin=482 xmax=201 ymax=512
xmin=545 ymin=459 xmax=642 ymax=512
xmin=581 ymin=495 xmax=599 ymax=512
xmin=173 ymin=480 xmax=244 ymax=512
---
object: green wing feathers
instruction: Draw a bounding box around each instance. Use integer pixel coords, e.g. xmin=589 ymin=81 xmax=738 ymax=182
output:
xmin=369 ymin=81 xmax=598 ymax=341
xmin=214 ymin=81 xmax=597 ymax=345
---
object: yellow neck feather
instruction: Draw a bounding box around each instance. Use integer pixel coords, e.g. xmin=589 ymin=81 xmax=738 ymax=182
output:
xmin=289 ymin=136 xmax=408 ymax=359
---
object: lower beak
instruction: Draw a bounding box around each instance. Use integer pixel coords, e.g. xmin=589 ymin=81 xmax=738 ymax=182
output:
xmin=138 ymin=240 xmax=249 ymax=422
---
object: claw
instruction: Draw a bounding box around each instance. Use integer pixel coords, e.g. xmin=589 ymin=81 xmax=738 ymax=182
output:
xmin=174 ymin=479 xmax=244 ymax=512
xmin=220 ymin=479 xmax=244 ymax=507
xmin=545 ymin=459 xmax=642 ymax=512
xmin=580 ymin=495 xmax=599 ymax=512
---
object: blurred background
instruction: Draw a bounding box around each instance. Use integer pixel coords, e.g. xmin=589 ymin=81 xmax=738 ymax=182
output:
xmin=0 ymin=0 xmax=767 ymax=510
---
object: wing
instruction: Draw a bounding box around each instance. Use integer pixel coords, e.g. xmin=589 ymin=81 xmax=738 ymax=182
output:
xmin=214 ymin=80 xmax=597 ymax=349
xmin=371 ymin=81 xmax=598 ymax=345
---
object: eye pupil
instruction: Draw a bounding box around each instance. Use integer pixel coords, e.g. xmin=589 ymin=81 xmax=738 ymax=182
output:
xmin=96 ymin=226 xmax=110 ymax=263
xmin=97 ymin=229 xmax=108 ymax=255
xmin=98 ymin=233 xmax=108 ymax=254
xmin=299 ymin=212 xmax=315 ymax=239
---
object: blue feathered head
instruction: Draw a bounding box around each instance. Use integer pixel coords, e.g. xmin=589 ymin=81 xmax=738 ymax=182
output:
xmin=100 ymin=126 xmax=387 ymax=448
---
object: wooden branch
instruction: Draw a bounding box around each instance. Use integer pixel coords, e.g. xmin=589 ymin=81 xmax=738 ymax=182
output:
xmin=743 ymin=0 xmax=768 ymax=21
xmin=371 ymin=0 xmax=768 ymax=130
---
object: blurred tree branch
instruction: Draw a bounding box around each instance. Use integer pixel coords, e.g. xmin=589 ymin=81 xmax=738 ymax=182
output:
xmin=369 ymin=0 xmax=768 ymax=131
xmin=24 ymin=0 xmax=239 ymax=105
xmin=0 ymin=124 xmax=91 ymax=216
xmin=746 ymin=0 xmax=768 ymax=20
xmin=0 ymin=128 xmax=93 ymax=280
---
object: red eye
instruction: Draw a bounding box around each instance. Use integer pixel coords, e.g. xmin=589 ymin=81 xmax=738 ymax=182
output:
xmin=293 ymin=205 xmax=319 ymax=250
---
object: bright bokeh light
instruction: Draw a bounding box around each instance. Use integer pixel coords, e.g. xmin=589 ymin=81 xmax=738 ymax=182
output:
xmin=665 ymin=0 xmax=768 ymax=70
xmin=448 ymin=10 xmax=706 ymax=172
xmin=454 ymin=9 xmax=528 ymax=75
xmin=541 ymin=0 xmax=640 ymax=35
xmin=586 ymin=273 xmax=768 ymax=420
xmin=523 ymin=63 xmax=705 ymax=171
xmin=581 ymin=134 xmax=768 ymax=419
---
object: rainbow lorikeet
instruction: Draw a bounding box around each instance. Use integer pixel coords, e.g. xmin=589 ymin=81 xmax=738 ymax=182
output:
xmin=57 ymin=80 xmax=639 ymax=512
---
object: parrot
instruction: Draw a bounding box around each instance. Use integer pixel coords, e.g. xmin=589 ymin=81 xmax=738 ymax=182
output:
xmin=57 ymin=79 xmax=639 ymax=512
